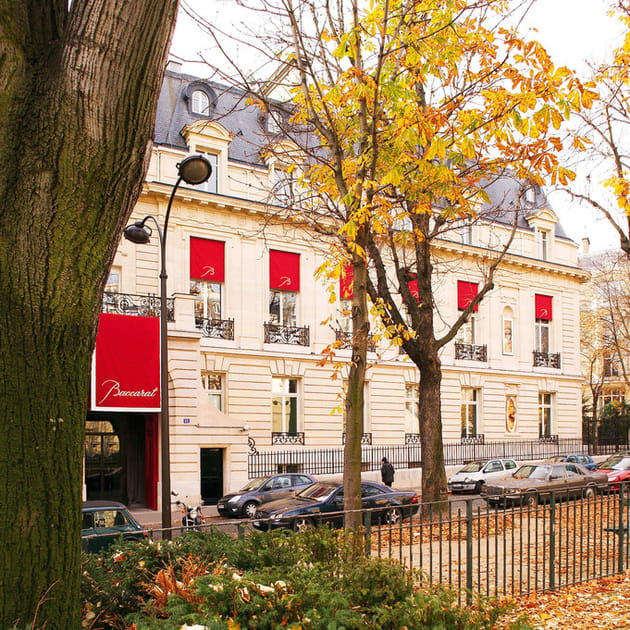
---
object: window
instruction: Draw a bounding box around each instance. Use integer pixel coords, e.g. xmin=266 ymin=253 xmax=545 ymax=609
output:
xmin=273 ymin=167 xmax=295 ymax=204
xmin=460 ymin=223 xmax=472 ymax=245
xmin=603 ymin=354 xmax=620 ymax=378
xmin=272 ymin=377 xmax=299 ymax=433
xmin=538 ymin=392 xmax=552 ymax=437
xmin=189 ymin=238 xmax=225 ymax=321
xmin=269 ymin=250 xmax=300 ymax=326
xmin=525 ymin=186 xmax=536 ymax=203
xmin=461 ymin=388 xmax=479 ymax=437
xmin=601 ymin=390 xmax=624 ymax=407
xmin=455 ymin=317 xmax=475 ymax=345
xmin=191 ymin=90 xmax=211 ymax=115
xmin=202 ymin=372 xmax=224 ymax=411
xmin=537 ymin=229 xmax=549 ymax=260
xmin=405 ymin=384 xmax=419 ymax=434
xmin=535 ymin=319 xmax=550 ymax=353
xmin=105 ymin=269 xmax=120 ymax=293
xmin=502 ymin=317 xmax=513 ymax=355
xmin=192 ymin=153 xmax=218 ymax=193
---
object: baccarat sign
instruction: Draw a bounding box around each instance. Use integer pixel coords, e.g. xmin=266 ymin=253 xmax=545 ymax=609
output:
xmin=91 ymin=313 xmax=161 ymax=412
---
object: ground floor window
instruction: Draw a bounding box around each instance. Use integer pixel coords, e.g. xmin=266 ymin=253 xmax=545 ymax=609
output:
xmin=272 ymin=377 xmax=299 ymax=433
xmin=202 ymin=372 xmax=224 ymax=411
xmin=405 ymin=384 xmax=419 ymax=434
xmin=461 ymin=388 xmax=479 ymax=437
xmin=538 ymin=392 xmax=553 ymax=437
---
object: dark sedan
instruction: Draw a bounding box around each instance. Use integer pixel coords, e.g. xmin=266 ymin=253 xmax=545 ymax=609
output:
xmin=82 ymin=500 xmax=148 ymax=552
xmin=252 ymin=480 xmax=419 ymax=531
xmin=217 ymin=473 xmax=318 ymax=518
xmin=481 ymin=463 xmax=608 ymax=507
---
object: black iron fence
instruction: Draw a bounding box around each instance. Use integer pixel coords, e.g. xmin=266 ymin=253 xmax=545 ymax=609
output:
xmin=124 ymin=486 xmax=630 ymax=607
xmin=247 ymin=438 xmax=586 ymax=478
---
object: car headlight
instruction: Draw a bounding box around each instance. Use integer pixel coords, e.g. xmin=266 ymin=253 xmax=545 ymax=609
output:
xmin=505 ymin=488 xmax=518 ymax=494
xmin=270 ymin=512 xmax=284 ymax=519
xmin=228 ymin=495 xmax=242 ymax=503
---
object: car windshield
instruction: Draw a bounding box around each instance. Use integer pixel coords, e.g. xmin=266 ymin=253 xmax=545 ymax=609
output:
xmin=458 ymin=462 xmax=484 ymax=473
xmin=600 ymin=456 xmax=630 ymax=471
xmin=296 ymin=482 xmax=338 ymax=502
xmin=83 ymin=509 xmax=131 ymax=529
xmin=513 ymin=465 xmax=551 ymax=480
xmin=240 ymin=477 xmax=272 ymax=491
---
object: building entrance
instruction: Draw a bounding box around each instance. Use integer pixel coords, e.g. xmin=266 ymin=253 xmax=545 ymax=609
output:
xmin=200 ymin=448 xmax=224 ymax=505
xmin=85 ymin=412 xmax=148 ymax=506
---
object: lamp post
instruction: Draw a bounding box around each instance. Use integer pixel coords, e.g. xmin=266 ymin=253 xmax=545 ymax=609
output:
xmin=123 ymin=154 xmax=212 ymax=536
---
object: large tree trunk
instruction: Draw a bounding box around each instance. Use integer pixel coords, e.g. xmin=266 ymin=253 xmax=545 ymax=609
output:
xmin=0 ymin=1 xmax=178 ymax=626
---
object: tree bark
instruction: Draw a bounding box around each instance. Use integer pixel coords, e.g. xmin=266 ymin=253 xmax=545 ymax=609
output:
xmin=0 ymin=1 xmax=178 ymax=626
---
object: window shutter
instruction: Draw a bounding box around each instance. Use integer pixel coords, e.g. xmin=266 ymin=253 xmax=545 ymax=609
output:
xmin=535 ymin=294 xmax=553 ymax=320
xmin=190 ymin=238 xmax=225 ymax=282
xmin=457 ymin=280 xmax=479 ymax=311
xmin=270 ymin=250 xmax=300 ymax=291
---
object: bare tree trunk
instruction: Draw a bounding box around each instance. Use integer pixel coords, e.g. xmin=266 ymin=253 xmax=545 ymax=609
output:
xmin=0 ymin=1 xmax=178 ymax=626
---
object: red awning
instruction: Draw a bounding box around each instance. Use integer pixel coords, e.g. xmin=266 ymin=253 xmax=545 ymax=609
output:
xmin=91 ymin=313 xmax=160 ymax=411
xmin=270 ymin=250 xmax=300 ymax=291
xmin=457 ymin=280 xmax=479 ymax=311
xmin=535 ymin=294 xmax=553 ymax=320
xmin=190 ymin=237 xmax=225 ymax=282
xmin=340 ymin=264 xmax=354 ymax=299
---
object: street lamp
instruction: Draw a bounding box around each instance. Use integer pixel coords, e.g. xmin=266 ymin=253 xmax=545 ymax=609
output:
xmin=123 ymin=154 xmax=212 ymax=536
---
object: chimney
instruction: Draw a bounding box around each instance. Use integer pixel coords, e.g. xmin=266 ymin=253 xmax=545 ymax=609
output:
xmin=582 ymin=237 xmax=590 ymax=255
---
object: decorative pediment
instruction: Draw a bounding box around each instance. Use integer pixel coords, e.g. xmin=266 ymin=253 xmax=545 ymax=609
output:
xmin=525 ymin=207 xmax=558 ymax=229
xmin=181 ymin=120 xmax=233 ymax=152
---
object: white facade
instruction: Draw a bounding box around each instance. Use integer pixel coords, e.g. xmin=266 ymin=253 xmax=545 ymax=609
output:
xmin=93 ymin=71 xmax=588 ymax=508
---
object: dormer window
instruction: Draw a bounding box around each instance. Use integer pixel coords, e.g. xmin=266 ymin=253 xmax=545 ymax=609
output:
xmin=191 ymin=90 xmax=211 ymax=115
xmin=525 ymin=186 xmax=536 ymax=203
xmin=537 ymin=229 xmax=549 ymax=260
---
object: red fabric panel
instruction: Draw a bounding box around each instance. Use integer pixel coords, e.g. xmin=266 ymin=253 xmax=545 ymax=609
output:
xmin=408 ymin=278 xmax=419 ymax=302
xmin=190 ymin=237 xmax=225 ymax=282
xmin=92 ymin=313 xmax=160 ymax=411
xmin=457 ymin=280 xmax=479 ymax=311
xmin=535 ymin=294 xmax=553 ymax=320
xmin=340 ymin=265 xmax=354 ymax=299
xmin=270 ymin=250 xmax=300 ymax=291
xmin=144 ymin=414 xmax=159 ymax=510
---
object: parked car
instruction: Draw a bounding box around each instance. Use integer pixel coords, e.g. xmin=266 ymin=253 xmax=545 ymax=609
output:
xmin=447 ymin=458 xmax=518 ymax=494
xmin=481 ymin=463 xmax=608 ymax=507
xmin=217 ymin=473 xmax=318 ymax=518
xmin=82 ymin=500 xmax=148 ymax=552
xmin=252 ymin=480 xmax=419 ymax=532
xmin=596 ymin=454 xmax=630 ymax=492
xmin=543 ymin=454 xmax=597 ymax=471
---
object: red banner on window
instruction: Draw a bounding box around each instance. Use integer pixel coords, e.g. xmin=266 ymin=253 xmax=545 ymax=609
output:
xmin=270 ymin=250 xmax=300 ymax=291
xmin=91 ymin=313 xmax=161 ymax=411
xmin=340 ymin=264 xmax=354 ymax=299
xmin=408 ymin=278 xmax=420 ymax=302
xmin=457 ymin=280 xmax=479 ymax=311
xmin=190 ymin=237 xmax=225 ymax=282
xmin=535 ymin=294 xmax=553 ymax=320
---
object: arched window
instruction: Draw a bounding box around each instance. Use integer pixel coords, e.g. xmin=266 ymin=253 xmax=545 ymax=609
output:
xmin=191 ymin=90 xmax=210 ymax=115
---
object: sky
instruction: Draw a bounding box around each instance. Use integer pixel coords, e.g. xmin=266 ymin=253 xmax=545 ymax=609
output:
xmin=169 ymin=0 xmax=626 ymax=253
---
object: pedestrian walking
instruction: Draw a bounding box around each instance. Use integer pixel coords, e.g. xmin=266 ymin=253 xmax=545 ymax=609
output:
xmin=380 ymin=457 xmax=395 ymax=487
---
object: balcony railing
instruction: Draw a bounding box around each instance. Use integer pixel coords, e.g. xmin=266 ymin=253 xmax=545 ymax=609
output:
xmin=334 ymin=329 xmax=377 ymax=352
xmin=271 ymin=432 xmax=305 ymax=445
xmin=461 ymin=434 xmax=485 ymax=445
xmin=455 ymin=343 xmax=487 ymax=362
xmin=264 ymin=322 xmax=310 ymax=346
xmin=196 ymin=317 xmax=234 ymax=340
xmin=102 ymin=292 xmax=174 ymax=321
xmin=539 ymin=434 xmax=558 ymax=444
xmin=533 ymin=351 xmax=561 ymax=368
xmin=405 ymin=433 xmax=421 ymax=445
xmin=342 ymin=432 xmax=373 ymax=445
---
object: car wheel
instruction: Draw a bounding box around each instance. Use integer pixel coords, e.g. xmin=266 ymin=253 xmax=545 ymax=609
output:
xmin=385 ymin=507 xmax=403 ymax=525
xmin=583 ymin=486 xmax=596 ymax=500
xmin=475 ymin=481 xmax=485 ymax=494
xmin=524 ymin=492 xmax=538 ymax=507
xmin=242 ymin=501 xmax=258 ymax=519
xmin=293 ymin=517 xmax=314 ymax=532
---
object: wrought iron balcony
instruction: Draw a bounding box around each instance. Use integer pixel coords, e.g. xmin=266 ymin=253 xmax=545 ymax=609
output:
xmin=342 ymin=432 xmax=373 ymax=445
xmin=334 ymin=329 xmax=377 ymax=352
xmin=455 ymin=343 xmax=487 ymax=361
xmin=533 ymin=351 xmax=561 ymax=368
xmin=405 ymin=433 xmax=422 ymax=445
xmin=196 ymin=317 xmax=234 ymax=340
xmin=264 ymin=322 xmax=310 ymax=346
xmin=102 ymin=292 xmax=174 ymax=321
xmin=461 ymin=434 xmax=485 ymax=445
xmin=271 ymin=431 xmax=305 ymax=445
